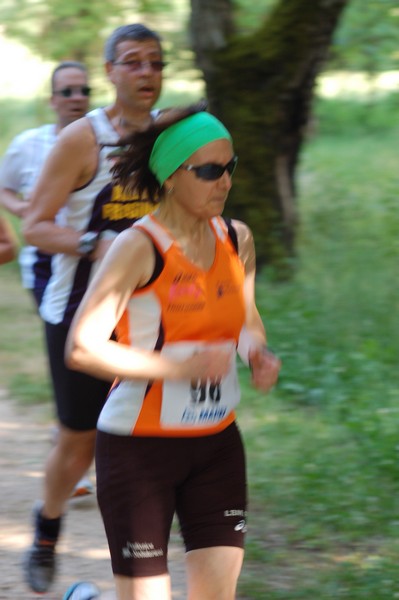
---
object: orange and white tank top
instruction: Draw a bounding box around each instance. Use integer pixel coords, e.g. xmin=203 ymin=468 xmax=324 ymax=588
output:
xmin=97 ymin=214 xmax=246 ymax=437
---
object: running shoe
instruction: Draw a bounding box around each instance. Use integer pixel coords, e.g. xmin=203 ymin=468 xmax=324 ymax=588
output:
xmin=71 ymin=476 xmax=95 ymax=498
xmin=63 ymin=581 xmax=101 ymax=599
xmin=22 ymin=502 xmax=59 ymax=593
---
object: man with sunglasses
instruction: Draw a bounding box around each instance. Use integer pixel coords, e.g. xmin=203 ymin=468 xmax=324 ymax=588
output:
xmin=22 ymin=23 xmax=166 ymax=594
xmin=0 ymin=61 xmax=95 ymax=499
xmin=0 ymin=61 xmax=90 ymax=305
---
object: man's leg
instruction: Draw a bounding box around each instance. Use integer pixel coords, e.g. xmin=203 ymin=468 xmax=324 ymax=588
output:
xmin=50 ymin=425 xmax=95 ymax=499
xmin=43 ymin=425 xmax=96 ymax=517
xmin=23 ymin=322 xmax=110 ymax=593
xmin=23 ymin=426 xmax=97 ymax=593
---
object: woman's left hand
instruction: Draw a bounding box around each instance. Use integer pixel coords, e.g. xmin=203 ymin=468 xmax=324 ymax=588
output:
xmin=249 ymin=347 xmax=281 ymax=392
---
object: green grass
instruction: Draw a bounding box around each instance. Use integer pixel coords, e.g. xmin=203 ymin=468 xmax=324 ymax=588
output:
xmin=0 ymin=97 xmax=398 ymax=597
xmin=314 ymin=93 xmax=399 ymax=136
xmin=234 ymin=125 xmax=399 ymax=597
xmin=0 ymin=262 xmax=52 ymax=404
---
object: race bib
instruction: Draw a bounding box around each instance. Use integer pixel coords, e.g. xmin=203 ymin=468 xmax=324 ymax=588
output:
xmin=160 ymin=340 xmax=240 ymax=428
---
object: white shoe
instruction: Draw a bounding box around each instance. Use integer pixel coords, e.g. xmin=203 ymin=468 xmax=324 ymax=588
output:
xmin=63 ymin=581 xmax=100 ymax=599
xmin=71 ymin=477 xmax=94 ymax=498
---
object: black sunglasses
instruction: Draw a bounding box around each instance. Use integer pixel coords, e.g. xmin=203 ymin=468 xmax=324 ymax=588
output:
xmin=53 ymin=86 xmax=91 ymax=98
xmin=179 ymin=156 xmax=238 ymax=181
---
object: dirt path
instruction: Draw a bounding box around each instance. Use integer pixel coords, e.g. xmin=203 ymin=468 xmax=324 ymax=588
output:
xmin=0 ymin=389 xmax=187 ymax=599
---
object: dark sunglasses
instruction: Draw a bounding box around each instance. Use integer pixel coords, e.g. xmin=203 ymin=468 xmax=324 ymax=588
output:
xmin=53 ymin=86 xmax=91 ymax=98
xmin=179 ymin=156 xmax=238 ymax=181
xmin=112 ymin=60 xmax=167 ymax=72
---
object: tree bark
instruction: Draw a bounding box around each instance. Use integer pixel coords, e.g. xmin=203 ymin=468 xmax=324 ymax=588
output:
xmin=190 ymin=0 xmax=350 ymax=271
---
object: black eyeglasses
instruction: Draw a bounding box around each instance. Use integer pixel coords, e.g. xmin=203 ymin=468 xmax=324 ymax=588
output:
xmin=112 ymin=60 xmax=167 ymax=72
xmin=53 ymin=86 xmax=91 ymax=98
xmin=179 ymin=156 xmax=238 ymax=181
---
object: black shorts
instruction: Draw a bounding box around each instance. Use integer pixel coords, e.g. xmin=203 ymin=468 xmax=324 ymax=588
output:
xmin=96 ymin=422 xmax=247 ymax=577
xmin=44 ymin=321 xmax=111 ymax=431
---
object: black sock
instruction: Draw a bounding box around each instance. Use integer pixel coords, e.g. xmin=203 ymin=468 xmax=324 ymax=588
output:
xmin=35 ymin=510 xmax=62 ymax=544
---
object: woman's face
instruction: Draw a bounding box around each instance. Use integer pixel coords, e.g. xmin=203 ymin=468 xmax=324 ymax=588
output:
xmin=168 ymin=139 xmax=235 ymax=219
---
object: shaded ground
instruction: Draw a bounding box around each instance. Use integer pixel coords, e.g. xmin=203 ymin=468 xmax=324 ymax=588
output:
xmin=0 ymin=389 xmax=187 ymax=599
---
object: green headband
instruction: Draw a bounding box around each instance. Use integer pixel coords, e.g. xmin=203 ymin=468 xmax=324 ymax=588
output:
xmin=149 ymin=112 xmax=232 ymax=186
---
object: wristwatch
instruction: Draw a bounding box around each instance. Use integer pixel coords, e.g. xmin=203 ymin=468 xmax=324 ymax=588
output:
xmin=78 ymin=231 xmax=99 ymax=257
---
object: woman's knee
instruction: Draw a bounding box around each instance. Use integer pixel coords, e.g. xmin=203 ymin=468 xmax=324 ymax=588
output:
xmin=114 ymin=573 xmax=171 ymax=600
xmin=186 ymin=546 xmax=243 ymax=600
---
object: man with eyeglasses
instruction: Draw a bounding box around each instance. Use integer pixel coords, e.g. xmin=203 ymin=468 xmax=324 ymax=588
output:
xmin=22 ymin=23 xmax=166 ymax=594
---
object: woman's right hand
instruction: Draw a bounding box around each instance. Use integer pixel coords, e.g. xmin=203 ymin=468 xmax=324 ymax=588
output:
xmin=178 ymin=349 xmax=232 ymax=381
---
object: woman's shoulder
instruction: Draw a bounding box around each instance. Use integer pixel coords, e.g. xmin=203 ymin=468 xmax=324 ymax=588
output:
xmin=228 ymin=218 xmax=253 ymax=243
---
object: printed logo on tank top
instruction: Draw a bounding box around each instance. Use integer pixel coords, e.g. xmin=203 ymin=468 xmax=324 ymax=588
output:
xmin=101 ymin=184 xmax=154 ymax=221
xmin=216 ymin=279 xmax=242 ymax=298
xmin=167 ymin=272 xmax=205 ymax=313
xmin=99 ymin=149 xmax=154 ymax=224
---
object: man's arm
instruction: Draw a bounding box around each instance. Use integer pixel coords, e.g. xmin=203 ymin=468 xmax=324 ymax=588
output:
xmin=23 ymin=118 xmax=98 ymax=256
xmin=0 ymin=188 xmax=28 ymax=219
xmin=0 ymin=132 xmax=30 ymax=219
xmin=0 ymin=215 xmax=18 ymax=265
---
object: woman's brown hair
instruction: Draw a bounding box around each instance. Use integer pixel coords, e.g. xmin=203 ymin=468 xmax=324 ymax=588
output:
xmin=111 ymin=100 xmax=208 ymax=204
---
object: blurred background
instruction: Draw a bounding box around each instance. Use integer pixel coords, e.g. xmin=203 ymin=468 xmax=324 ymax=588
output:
xmin=0 ymin=1 xmax=398 ymax=598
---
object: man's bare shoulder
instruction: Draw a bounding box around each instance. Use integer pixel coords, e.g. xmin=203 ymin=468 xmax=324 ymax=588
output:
xmin=48 ymin=117 xmax=99 ymax=185
xmin=58 ymin=116 xmax=97 ymax=149
xmin=60 ymin=117 xmax=95 ymax=140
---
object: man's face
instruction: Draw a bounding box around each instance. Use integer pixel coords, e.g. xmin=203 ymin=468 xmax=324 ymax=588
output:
xmin=107 ymin=39 xmax=164 ymax=112
xmin=50 ymin=67 xmax=90 ymax=128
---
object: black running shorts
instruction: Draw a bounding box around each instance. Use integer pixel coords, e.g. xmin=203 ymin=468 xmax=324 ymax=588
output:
xmin=45 ymin=321 xmax=111 ymax=430
xmin=96 ymin=421 xmax=247 ymax=577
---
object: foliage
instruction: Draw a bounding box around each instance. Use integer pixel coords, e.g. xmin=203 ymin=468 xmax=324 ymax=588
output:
xmin=329 ymin=0 xmax=399 ymax=73
xmin=234 ymin=124 xmax=399 ymax=598
xmin=313 ymin=92 xmax=399 ymax=136
xmin=233 ymin=0 xmax=276 ymax=33
xmin=233 ymin=0 xmax=399 ymax=74
xmin=0 ymin=0 xmax=192 ymax=66
xmin=2 ymin=0 xmax=398 ymax=77
xmin=1 ymin=0 xmax=123 ymax=63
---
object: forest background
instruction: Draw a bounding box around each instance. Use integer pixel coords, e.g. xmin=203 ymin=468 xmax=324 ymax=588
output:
xmin=0 ymin=0 xmax=399 ymax=598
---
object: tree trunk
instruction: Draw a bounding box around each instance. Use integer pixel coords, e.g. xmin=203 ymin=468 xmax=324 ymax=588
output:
xmin=190 ymin=0 xmax=349 ymax=271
